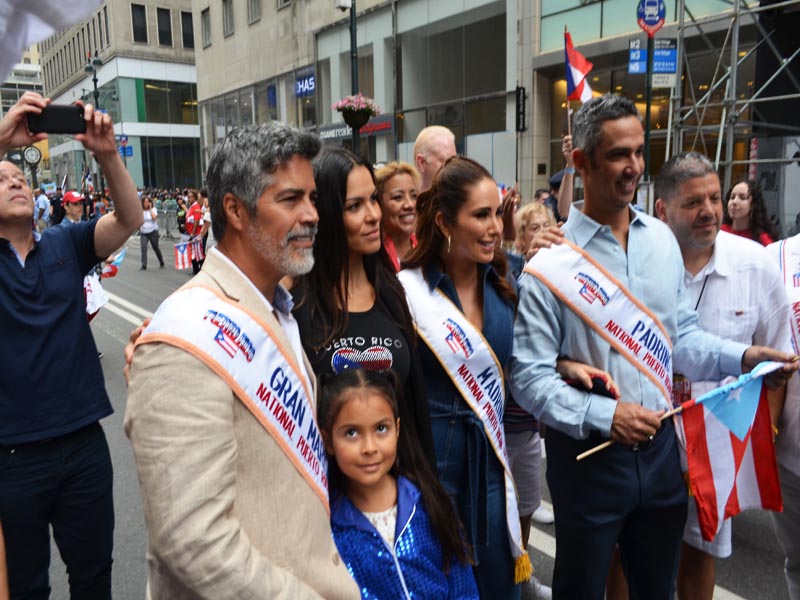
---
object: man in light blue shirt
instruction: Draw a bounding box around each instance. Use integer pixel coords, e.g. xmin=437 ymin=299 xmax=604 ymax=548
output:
xmin=34 ymin=188 xmax=49 ymax=230
xmin=509 ymin=94 xmax=795 ymax=600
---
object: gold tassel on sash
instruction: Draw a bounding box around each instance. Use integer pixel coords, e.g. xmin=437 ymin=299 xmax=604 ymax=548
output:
xmin=514 ymin=553 xmax=533 ymax=584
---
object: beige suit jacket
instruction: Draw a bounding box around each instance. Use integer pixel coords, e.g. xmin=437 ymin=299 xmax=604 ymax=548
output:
xmin=125 ymin=250 xmax=360 ymax=599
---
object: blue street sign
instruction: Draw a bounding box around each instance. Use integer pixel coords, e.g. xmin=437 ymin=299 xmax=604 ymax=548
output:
xmin=629 ymin=38 xmax=677 ymax=74
xmin=118 ymin=146 xmax=133 ymax=157
xmin=637 ymin=0 xmax=666 ymax=37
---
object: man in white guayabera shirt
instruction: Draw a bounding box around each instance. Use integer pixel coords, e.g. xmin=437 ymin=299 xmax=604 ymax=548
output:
xmin=654 ymin=151 xmax=791 ymax=600
xmin=125 ymin=123 xmax=360 ymax=599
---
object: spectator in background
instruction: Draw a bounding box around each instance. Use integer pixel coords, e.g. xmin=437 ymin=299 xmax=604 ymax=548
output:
xmin=722 ymin=179 xmax=778 ymax=246
xmin=186 ymin=189 xmax=204 ymax=274
xmin=34 ymin=186 xmax=49 ymax=230
xmin=413 ymin=125 xmax=457 ymax=192
xmin=139 ymin=195 xmax=165 ymax=270
xmin=0 ymin=92 xmax=142 ymax=600
xmin=375 ymin=161 xmax=419 ymax=271
xmin=50 ymin=186 xmax=65 ymax=225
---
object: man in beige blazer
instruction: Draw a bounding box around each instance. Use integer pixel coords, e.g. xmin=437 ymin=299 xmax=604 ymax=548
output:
xmin=125 ymin=123 xmax=360 ymax=599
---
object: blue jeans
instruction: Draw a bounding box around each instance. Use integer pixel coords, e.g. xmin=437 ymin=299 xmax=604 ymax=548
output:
xmin=430 ymin=394 xmax=520 ymax=600
xmin=0 ymin=423 xmax=114 ymax=600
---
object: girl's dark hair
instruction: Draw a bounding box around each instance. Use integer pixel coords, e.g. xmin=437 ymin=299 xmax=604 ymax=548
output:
xmin=319 ymin=369 xmax=473 ymax=571
xmin=723 ymin=179 xmax=778 ymax=241
xmin=403 ymin=156 xmax=517 ymax=307
xmin=294 ymin=146 xmax=415 ymax=352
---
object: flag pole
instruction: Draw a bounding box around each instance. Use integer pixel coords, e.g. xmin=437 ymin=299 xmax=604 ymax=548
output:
xmin=575 ymin=405 xmax=684 ymax=461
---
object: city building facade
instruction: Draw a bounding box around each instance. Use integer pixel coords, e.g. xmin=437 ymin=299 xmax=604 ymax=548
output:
xmin=39 ymin=0 xmax=200 ymax=190
xmin=2 ymin=46 xmax=48 ymax=185
xmin=193 ymin=0 xmax=799 ymax=228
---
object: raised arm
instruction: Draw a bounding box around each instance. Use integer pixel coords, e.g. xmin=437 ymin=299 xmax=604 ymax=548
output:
xmin=78 ymin=103 xmax=142 ymax=258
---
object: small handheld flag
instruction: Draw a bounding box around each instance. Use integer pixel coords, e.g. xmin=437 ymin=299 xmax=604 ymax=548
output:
xmin=681 ymin=361 xmax=784 ymax=541
xmin=174 ymin=242 xmax=191 ymax=270
xmin=565 ymin=29 xmax=593 ymax=103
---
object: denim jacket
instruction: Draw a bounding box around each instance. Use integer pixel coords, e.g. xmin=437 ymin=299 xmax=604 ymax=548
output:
xmin=330 ymin=476 xmax=479 ymax=600
xmin=417 ymin=261 xmax=517 ymax=412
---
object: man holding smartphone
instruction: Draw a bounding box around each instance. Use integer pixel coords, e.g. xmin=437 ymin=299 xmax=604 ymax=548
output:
xmin=0 ymin=92 xmax=142 ymax=599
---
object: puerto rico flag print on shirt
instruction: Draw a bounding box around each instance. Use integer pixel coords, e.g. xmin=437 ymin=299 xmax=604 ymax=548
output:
xmin=564 ymin=29 xmax=593 ymax=103
xmin=681 ymin=361 xmax=783 ymax=541
xmin=174 ymin=242 xmax=191 ymax=270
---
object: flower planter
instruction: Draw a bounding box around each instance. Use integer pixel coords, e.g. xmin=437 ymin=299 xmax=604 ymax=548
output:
xmin=342 ymin=109 xmax=372 ymax=130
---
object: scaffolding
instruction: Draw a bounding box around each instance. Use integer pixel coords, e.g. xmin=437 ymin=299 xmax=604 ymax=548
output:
xmin=666 ymin=0 xmax=800 ymax=197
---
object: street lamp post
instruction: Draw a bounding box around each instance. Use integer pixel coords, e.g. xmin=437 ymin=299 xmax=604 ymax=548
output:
xmin=85 ymin=51 xmax=104 ymax=193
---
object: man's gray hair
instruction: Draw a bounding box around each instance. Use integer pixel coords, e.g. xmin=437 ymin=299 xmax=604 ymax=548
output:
xmin=573 ymin=94 xmax=641 ymax=160
xmin=654 ymin=151 xmax=717 ymax=202
xmin=205 ymin=122 xmax=321 ymax=241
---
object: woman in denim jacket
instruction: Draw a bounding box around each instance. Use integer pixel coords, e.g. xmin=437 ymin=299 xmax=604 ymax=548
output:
xmin=401 ymin=156 xmax=523 ymax=599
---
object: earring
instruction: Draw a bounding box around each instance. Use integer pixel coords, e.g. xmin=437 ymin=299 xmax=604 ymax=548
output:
xmin=447 ymin=236 xmax=451 ymax=254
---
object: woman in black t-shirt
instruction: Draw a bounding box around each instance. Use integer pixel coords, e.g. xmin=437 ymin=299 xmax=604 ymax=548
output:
xmin=292 ymin=147 xmax=435 ymax=462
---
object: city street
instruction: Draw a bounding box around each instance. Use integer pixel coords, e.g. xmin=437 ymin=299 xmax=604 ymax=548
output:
xmin=47 ymin=237 xmax=790 ymax=600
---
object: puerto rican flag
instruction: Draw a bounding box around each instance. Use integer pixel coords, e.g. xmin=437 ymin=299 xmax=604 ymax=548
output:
xmin=680 ymin=361 xmax=783 ymax=541
xmin=214 ymin=328 xmax=237 ymax=358
xmin=565 ymin=29 xmax=593 ymax=103
xmin=174 ymin=242 xmax=191 ymax=270
xmin=190 ymin=238 xmax=205 ymax=262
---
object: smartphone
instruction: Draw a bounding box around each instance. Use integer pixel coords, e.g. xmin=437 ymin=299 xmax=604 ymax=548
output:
xmin=28 ymin=105 xmax=86 ymax=134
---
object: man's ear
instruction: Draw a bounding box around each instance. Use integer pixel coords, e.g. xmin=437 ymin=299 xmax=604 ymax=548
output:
xmin=655 ymin=198 xmax=668 ymax=223
xmin=415 ymin=153 xmax=425 ymax=175
xmin=222 ymin=193 xmax=247 ymax=233
xmin=573 ymin=148 xmax=588 ymax=173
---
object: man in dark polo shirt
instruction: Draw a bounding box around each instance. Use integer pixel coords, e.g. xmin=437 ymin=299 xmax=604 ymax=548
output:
xmin=0 ymin=92 xmax=142 ymax=599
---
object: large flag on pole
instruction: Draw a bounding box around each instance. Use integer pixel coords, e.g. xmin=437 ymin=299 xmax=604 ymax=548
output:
xmin=565 ymin=30 xmax=594 ymax=103
xmin=680 ymin=361 xmax=784 ymax=541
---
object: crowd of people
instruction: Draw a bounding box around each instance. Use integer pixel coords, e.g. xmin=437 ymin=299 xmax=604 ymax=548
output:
xmin=2 ymin=89 xmax=800 ymax=600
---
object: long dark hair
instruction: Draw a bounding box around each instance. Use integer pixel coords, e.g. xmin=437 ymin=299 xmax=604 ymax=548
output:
xmin=319 ymin=369 xmax=472 ymax=570
xmin=294 ymin=146 xmax=415 ymax=352
xmin=723 ymin=179 xmax=777 ymax=241
xmin=403 ymin=155 xmax=517 ymax=307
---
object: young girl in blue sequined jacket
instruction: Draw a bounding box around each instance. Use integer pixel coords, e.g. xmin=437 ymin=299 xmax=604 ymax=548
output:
xmin=320 ymin=369 xmax=478 ymax=600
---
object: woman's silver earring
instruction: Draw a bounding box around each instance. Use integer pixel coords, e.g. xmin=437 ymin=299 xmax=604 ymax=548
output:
xmin=447 ymin=236 xmax=451 ymax=253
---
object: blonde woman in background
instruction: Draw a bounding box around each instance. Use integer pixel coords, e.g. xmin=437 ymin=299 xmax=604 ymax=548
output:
xmin=514 ymin=202 xmax=556 ymax=260
xmin=375 ymin=161 xmax=420 ymax=271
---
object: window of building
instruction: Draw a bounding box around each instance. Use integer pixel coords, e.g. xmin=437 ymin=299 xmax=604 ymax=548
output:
xmin=277 ymin=0 xmax=292 ymax=9
xmin=181 ymin=11 xmax=194 ymax=49
xmin=132 ymin=3 xmax=148 ymax=44
xmin=201 ymin=8 xmax=212 ymax=47
xmin=222 ymin=0 xmax=234 ymax=37
xmin=104 ymin=6 xmax=110 ymax=47
xmin=157 ymin=8 xmax=173 ymax=47
xmin=248 ymin=0 xmax=262 ymax=23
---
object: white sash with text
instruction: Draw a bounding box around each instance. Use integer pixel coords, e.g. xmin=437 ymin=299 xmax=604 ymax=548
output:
xmin=398 ymin=268 xmax=527 ymax=565
xmin=524 ymin=239 xmax=674 ymax=406
xmin=778 ymin=236 xmax=800 ymax=354
xmin=137 ymin=286 xmax=329 ymax=510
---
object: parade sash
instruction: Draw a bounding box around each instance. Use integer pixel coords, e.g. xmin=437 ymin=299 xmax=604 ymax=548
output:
xmin=778 ymin=237 xmax=800 ymax=354
xmin=397 ymin=268 xmax=532 ymax=583
xmin=524 ymin=239 xmax=674 ymax=406
xmin=137 ymin=285 xmax=329 ymax=511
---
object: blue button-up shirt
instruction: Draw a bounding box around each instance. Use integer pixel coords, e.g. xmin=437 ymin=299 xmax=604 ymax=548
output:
xmin=509 ymin=203 xmax=748 ymax=440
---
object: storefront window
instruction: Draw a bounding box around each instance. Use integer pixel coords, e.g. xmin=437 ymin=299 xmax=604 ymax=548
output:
xmin=142 ymin=79 xmax=198 ymax=125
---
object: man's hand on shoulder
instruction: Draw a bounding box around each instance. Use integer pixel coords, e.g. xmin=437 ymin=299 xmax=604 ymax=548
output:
xmin=610 ymin=403 xmax=664 ymax=446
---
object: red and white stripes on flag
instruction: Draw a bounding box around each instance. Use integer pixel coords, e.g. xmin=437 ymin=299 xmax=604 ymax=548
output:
xmin=174 ymin=242 xmax=192 ymax=270
xmin=190 ymin=238 xmax=205 ymax=262
xmin=564 ymin=30 xmax=594 ymax=103
xmin=681 ymin=364 xmax=783 ymax=541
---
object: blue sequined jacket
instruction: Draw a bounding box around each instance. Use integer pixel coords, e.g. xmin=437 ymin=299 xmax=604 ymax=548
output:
xmin=330 ymin=476 xmax=479 ymax=599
